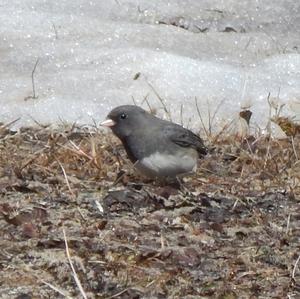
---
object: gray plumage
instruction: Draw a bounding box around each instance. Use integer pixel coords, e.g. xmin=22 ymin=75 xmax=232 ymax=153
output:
xmin=102 ymin=105 xmax=207 ymax=178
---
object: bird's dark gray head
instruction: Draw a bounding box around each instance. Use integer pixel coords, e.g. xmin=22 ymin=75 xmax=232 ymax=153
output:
xmin=101 ymin=105 xmax=148 ymax=139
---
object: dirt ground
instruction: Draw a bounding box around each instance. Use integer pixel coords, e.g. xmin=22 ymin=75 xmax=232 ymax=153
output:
xmin=0 ymin=123 xmax=300 ymax=299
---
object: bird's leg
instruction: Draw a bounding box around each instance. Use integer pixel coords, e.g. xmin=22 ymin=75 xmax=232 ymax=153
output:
xmin=163 ymin=176 xmax=191 ymax=194
xmin=112 ymin=169 xmax=127 ymax=186
xmin=174 ymin=176 xmax=196 ymax=198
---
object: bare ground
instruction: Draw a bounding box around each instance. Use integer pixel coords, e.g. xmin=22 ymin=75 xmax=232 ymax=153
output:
xmin=0 ymin=124 xmax=300 ymax=299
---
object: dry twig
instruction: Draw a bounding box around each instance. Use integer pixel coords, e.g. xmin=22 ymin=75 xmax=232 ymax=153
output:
xmin=63 ymin=228 xmax=88 ymax=299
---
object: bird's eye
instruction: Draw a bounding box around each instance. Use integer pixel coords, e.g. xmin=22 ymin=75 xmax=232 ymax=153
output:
xmin=120 ymin=113 xmax=127 ymax=120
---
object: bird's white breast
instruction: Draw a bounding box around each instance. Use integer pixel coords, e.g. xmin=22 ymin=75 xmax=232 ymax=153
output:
xmin=135 ymin=150 xmax=198 ymax=178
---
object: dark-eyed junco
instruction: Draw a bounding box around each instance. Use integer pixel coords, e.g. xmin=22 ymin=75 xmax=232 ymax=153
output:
xmin=101 ymin=105 xmax=207 ymax=178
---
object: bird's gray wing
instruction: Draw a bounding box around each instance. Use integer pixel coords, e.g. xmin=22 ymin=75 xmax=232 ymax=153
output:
xmin=163 ymin=125 xmax=207 ymax=157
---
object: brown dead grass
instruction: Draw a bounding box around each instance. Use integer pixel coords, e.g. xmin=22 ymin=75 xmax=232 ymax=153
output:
xmin=0 ymin=123 xmax=300 ymax=299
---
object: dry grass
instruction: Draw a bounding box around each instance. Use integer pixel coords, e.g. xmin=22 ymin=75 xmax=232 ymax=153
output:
xmin=0 ymin=121 xmax=300 ymax=298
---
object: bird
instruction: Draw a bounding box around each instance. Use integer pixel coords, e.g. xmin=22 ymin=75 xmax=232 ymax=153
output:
xmin=101 ymin=105 xmax=207 ymax=179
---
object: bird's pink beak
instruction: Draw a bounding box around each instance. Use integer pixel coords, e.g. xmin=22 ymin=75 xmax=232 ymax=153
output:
xmin=100 ymin=118 xmax=116 ymax=127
